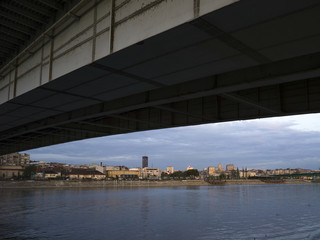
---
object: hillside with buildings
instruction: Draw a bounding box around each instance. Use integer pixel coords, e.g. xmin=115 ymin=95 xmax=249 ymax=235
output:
xmin=0 ymin=153 xmax=319 ymax=181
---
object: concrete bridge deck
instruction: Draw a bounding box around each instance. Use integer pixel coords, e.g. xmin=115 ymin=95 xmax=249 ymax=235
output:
xmin=0 ymin=0 xmax=320 ymax=154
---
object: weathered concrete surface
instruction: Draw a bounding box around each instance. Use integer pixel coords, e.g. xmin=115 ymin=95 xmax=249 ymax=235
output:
xmin=0 ymin=0 xmax=238 ymax=101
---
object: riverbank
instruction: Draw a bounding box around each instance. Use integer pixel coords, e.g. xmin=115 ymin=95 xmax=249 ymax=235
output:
xmin=0 ymin=179 xmax=313 ymax=189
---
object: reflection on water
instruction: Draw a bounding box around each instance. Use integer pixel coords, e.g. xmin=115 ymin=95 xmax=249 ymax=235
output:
xmin=1 ymin=184 xmax=320 ymax=240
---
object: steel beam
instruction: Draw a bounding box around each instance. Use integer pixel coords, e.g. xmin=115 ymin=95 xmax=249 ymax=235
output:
xmin=91 ymin=63 xmax=166 ymax=88
xmin=0 ymin=34 xmax=23 ymax=47
xmin=190 ymin=17 xmax=270 ymax=64
xmin=0 ymin=41 xmax=18 ymax=51
xmin=36 ymin=0 xmax=65 ymax=11
xmin=54 ymin=125 xmax=112 ymax=136
xmin=1 ymin=19 xmax=35 ymax=36
xmin=1 ymin=1 xmax=48 ymax=24
xmin=220 ymin=93 xmax=281 ymax=115
xmin=0 ymin=52 xmax=11 ymax=58
xmin=109 ymin=113 xmax=174 ymax=129
xmin=0 ymin=10 xmax=40 ymax=30
xmin=154 ymin=105 xmax=216 ymax=122
xmin=1 ymin=51 xmax=319 ymax=144
xmin=78 ymin=120 xmax=135 ymax=132
xmin=0 ymin=26 xmax=30 ymax=42
xmin=12 ymin=0 xmax=54 ymax=17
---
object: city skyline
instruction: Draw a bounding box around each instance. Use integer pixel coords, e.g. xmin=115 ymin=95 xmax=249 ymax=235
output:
xmin=26 ymin=113 xmax=320 ymax=170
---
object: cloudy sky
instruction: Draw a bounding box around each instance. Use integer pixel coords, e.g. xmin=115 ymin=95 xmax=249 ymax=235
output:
xmin=26 ymin=113 xmax=320 ymax=171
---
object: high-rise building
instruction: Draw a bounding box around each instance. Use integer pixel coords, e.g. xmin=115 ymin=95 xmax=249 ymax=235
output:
xmin=0 ymin=153 xmax=30 ymax=166
xmin=218 ymin=163 xmax=224 ymax=172
xmin=208 ymin=166 xmax=216 ymax=176
xmin=142 ymin=156 xmax=148 ymax=168
xmin=226 ymin=164 xmax=235 ymax=171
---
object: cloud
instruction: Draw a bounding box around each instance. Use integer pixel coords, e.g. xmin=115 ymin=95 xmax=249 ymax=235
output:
xmin=26 ymin=114 xmax=320 ymax=170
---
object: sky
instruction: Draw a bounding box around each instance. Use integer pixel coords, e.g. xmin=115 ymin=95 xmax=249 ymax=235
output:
xmin=26 ymin=113 xmax=320 ymax=171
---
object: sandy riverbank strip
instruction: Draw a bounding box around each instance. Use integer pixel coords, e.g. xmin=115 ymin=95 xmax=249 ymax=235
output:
xmin=0 ymin=179 xmax=312 ymax=189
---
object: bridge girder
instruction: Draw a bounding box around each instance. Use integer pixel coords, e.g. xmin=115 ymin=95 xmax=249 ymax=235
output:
xmin=0 ymin=0 xmax=320 ymax=154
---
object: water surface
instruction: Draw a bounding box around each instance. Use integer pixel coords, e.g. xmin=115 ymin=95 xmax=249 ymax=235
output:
xmin=1 ymin=184 xmax=319 ymax=239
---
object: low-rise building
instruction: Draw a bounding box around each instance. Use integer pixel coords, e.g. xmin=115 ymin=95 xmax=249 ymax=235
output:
xmin=129 ymin=168 xmax=142 ymax=177
xmin=34 ymin=170 xmax=61 ymax=180
xmin=105 ymin=165 xmax=120 ymax=171
xmin=107 ymin=170 xmax=139 ymax=179
xmin=95 ymin=166 xmax=105 ymax=174
xmin=129 ymin=167 xmax=141 ymax=171
xmin=34 ymin=172 xmax=44 ymax=180
xmin=141 ymin=168 xmax=161 ymax=179
xmin=44 ymin=170 xmax=61 ymax=179
xmin=32 ymin=161 xmax=50 ymax=167
xmin=239 ymin=169 xmax=256 ymax=178
xmin=69 ymin=169 xmax=106 ymax=180
xmin=0 ymin=166 xmax=24 ymax=179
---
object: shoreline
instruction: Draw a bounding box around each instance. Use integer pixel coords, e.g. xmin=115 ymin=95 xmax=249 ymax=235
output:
xmin=0 ymin=179 xmax=312 ymax=189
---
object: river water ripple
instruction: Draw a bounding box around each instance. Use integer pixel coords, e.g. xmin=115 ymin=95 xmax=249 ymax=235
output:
xmin=1 ymin=184 xmax=319 ymax=240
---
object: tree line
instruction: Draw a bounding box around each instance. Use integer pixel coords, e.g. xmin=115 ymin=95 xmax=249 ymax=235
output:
xmin=161 ymin=169 xmax=200 ymax=179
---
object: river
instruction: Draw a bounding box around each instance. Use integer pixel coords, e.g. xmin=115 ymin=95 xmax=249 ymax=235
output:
xmin=1 ymin=184 xmax=319 ymax=239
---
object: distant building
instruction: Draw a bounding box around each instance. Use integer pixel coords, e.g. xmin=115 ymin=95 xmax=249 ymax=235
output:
xmin=141 ymin=168 xmax=161 ymax=180
xmin=226 ymin=164 xmax=235 ymax=171
xmin=105 ymin=165 xmax=120 ymax=171
xmin=89 ymin=163 xmax=98 ymax=168
xmin=107 ymin=170 xmax=140 ymax=179
xmin=95 ymin=166 xmax=105 ymax=174
xmin=240 ymin=169 xmax=256 ymax=178
xmin=31 ymin=161 xmax=48 ymax=166
xmin=218 ymin=163 xmax=224 ymax=172
xmin=0 ymin=153 xmax=30 ymax=166
xmin=0 ymin=166 xmax=24 ymax=179
xmin=240 ymin=168 xmax=248 ymax=178
xmin=119 ymin=166 xmax=129 ymax=171
xmin=104 ymin=165 xmax=128 ymax=171
xmin=35 ymin=170 xmax=61 ymax=180
xmin=208 ymin=166 xmax=216 ymax=176
xmin=187 ymin=165 xmax=194 ymax=170
xmin=142 ymin=156 xmax=148 ymax=168
xmin=69 ymin=169 xmax=106 ymax=180
xmin=129 ymin=168 xmax=142 ymax=178
xmin=129 ymin=167 xmax=141 ymax=171
xmin=167 ymin=166 xmax=174 ymax=174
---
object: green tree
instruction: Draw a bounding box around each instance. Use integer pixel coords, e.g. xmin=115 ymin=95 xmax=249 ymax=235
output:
xmin=219 ymin=173 xmax=226 ymax=180
xmin=171 ymin=171 xmax=184 ymax=179
xmin=22 ymin=165 xmax=37 ymax=179
xmin=236 ymin=168 xmax=240 ymax=179
xmin=184 ymin=169 xmax=199 ymax=179
xmin=161 ymin=172 xmax=169 ymax=180
xmin=231 ymin=170 xmax=236 ymax=179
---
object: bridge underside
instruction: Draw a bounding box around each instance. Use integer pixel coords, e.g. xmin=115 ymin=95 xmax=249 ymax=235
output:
xmin=1 ymin=0 xmax=320 ymax=154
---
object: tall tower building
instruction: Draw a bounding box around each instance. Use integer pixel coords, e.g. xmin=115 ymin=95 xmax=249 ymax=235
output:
xmin=142 ymin=156 xmax=148 ymax=168
xmin=218 ymin=163 xmax=224 ymax=172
